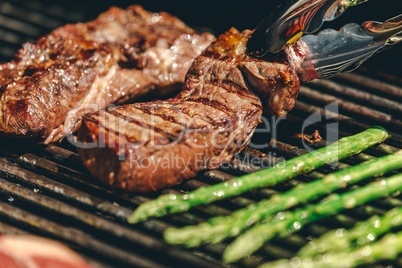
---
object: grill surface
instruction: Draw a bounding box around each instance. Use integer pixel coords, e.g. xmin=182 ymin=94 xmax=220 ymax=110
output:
xmin=1 ymin=1 xmax=402 ymax=267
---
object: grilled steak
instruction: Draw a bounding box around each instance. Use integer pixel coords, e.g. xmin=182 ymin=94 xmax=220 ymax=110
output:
xmin=77 ymin=28 xmax=305 ymax=193
xmin=0 ymin=5 xmax=215 ymax=143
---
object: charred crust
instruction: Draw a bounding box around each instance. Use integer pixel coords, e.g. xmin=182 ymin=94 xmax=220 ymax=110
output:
xmin=120 ymin=38 xmax=149 ymax=69
xmin=6 ymin=98 xmax=47 ymax=137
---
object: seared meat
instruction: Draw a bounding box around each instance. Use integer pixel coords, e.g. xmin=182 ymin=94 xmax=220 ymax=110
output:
xmin=77 ymin=28 xmax=305 ymax=193
xmin=0 ymin=5 xmax=215 ymax=143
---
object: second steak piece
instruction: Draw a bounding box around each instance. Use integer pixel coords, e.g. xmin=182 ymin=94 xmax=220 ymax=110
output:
xmin=77 ymin=28 xmax=304 ymax=193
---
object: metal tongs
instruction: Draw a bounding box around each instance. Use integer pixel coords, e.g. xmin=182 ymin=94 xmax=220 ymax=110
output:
xmin=247 ymin=0 xmax=402 ymax=80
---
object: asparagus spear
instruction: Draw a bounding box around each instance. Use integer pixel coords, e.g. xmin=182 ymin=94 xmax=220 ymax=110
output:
xmin=128 ymin=127 xmax=389 ymax=224
xmin=298 ymin=206 xmax=402 ymax=258
xmin=261 ymin=230 xmax=402 ymax=268
xmin=223 ymin=172 xmax=402 ymax=263
xmin=163 ymin=150 xmax=402 ymax=247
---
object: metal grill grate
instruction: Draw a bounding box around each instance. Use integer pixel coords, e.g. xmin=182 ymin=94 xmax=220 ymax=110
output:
xmin=1 ymin=1 xmax=402 ymax=267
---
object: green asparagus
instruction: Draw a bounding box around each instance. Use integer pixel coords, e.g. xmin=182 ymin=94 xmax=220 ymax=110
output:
xmin=163 ymin=150 xmax=402 ymax=247
xmin=128 ymin=127 xmax=389 ymax=224
xmin=298 ymin=206 xmax=402 ymax=258
xmin=261 ymin=230 xmax=402 ymax=268
xmin=223 ymin=172 xmax=402 ymax=263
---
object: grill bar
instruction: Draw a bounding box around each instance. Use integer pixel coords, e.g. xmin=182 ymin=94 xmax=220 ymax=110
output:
xmin=0 ymin=1 xmax=402 ymax=267
xmin=0 ymin=163 xmax=224 ymax=267
xmin=0 ymin=199 xmax=163 ymax=268
xmin=8 ymin=0 xmax=89 ymax=23
xmin=336 ymin=72 xmax=402 ymax=99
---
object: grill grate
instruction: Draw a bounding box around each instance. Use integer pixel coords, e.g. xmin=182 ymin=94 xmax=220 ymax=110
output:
xmin=1 ymin=1 xmax=402 ymax=267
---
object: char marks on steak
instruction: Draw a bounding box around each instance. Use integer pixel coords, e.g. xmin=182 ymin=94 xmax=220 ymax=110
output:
xmin=77 ymin=28 xmax=305 ymax=193
xmin=0 ymin=5 xmax=215 ymax=143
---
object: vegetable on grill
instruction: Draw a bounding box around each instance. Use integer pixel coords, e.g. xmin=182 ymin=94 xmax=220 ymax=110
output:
xmin=129 ymin=127 xmax=389 ymax=224
xmin=298 ymin=206 xmax=402 ymax=258
xmin=163 ymin=150 xmax=402 ymax=247
xmin=261 ymin=230 xmax=402 ymax=268
xmin=223 ymin=172 xmax=402 ymax=263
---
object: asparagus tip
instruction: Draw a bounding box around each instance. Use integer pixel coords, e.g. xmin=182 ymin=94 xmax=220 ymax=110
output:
xmin=163 ymin=228 xmax=177 ymax=244
xmin=163 ymin=227 xmax=189 ymax=246
xmin=371 ymin=125 xmax=389 ymax=135
xmin=128 ymin=199 xmax=160 ymax=224
xmin=127 ymin=209 xmax=145 ymax=224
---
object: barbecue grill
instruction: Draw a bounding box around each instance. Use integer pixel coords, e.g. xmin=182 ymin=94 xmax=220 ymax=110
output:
xmin=1 ymin=0 xmax=402 ymax=267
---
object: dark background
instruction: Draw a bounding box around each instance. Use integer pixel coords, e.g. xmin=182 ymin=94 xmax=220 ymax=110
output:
xmin=82 ymin=0 xmax=402 ymax=76
xmin=2 ymin=0 xmax=402 ymax=75
xmin=80 ymin=0 xmax=402 ymax=36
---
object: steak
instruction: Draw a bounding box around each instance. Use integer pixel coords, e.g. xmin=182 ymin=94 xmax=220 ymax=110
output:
xmin=77 ymin=28 xmax=305 ymax=193
xmin=0 ymin=5 xmax=215 ymax=143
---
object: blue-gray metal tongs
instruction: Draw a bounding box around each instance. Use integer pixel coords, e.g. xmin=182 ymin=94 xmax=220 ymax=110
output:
xmin=247 ymin=0 xmax=402 ymax=80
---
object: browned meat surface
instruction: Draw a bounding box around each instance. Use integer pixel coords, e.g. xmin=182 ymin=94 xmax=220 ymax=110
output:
xmin=77 ymin=28 xmax=305 ymax=193
xmin=0 ymin=5 xmax=215 ymax=143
